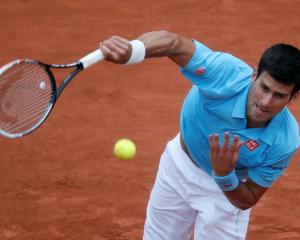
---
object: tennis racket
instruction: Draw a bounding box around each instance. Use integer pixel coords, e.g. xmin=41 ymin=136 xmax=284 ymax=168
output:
xmin=0 ymin=49 xmax=104 ymax=139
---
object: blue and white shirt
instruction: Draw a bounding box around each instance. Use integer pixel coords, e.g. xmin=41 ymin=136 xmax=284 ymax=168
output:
xmin=180 ymin=40 xmax=300 ymax=188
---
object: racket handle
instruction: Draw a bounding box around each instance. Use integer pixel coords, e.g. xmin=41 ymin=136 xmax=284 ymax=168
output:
xmin=80 ymin=49 xmax=104 ymax=69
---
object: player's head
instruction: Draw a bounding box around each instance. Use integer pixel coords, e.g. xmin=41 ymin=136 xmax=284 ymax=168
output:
xmin=246 ymin=43 xmax=300 ymax=128
xmin=257 ymin=43 xmax=300 ymax=96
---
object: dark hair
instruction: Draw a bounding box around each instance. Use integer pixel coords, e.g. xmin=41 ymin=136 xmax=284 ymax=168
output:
xmin=257 ymin=43 xmax=300 ymax=95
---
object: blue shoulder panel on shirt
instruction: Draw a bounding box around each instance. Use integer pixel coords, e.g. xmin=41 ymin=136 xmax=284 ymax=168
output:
xmin=180 ymin=40 xmax=253 ymax=98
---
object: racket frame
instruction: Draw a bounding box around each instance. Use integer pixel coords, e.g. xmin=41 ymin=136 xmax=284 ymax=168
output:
xmin=0 ymin=49 xmax=103 ymax=139
xmin=0 ymin=59 xmax=83 ymax=138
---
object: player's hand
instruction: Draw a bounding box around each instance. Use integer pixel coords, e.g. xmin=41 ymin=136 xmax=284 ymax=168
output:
xmin=209 ymin=132 xmax=243 ymax=176
xmin=99 ymin=36 xmax=132 ymax=64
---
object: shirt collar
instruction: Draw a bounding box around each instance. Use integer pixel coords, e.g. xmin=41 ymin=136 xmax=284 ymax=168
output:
xmin=259 ymin=109 xmax=284 ymax=145
xmin=232 ymin=84 xmax=250 ymax=119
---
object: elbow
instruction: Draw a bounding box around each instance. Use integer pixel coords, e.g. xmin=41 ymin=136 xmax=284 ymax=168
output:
xmin=232 ymin=203 xmax=252 ymax=211
xmin=237 ymin=205 xmax=252 ymax=211
xmin=232 ymin=199 xmax=259 ymax=210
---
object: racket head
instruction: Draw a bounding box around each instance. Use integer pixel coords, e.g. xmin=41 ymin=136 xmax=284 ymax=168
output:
xmin=0 ymin=59 xmax=57 ymax=138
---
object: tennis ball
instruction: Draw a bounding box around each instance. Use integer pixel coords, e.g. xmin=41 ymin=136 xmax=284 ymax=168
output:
xmin=113 ymin=138 xmax=136 ymax=160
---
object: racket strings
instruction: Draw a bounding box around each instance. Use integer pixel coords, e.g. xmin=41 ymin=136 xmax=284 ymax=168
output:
xmin=1 ymin=106 xmax=50 ymax=132
xmin=0 ymin=62 xmax=54 ymax=134
xmin=0 ymin=79 xmax=51 ymax=132
xmin=1 ymin=65 xmax=52 ymax=126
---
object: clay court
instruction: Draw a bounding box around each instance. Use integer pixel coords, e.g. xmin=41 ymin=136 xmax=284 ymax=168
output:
xmin=0 ymin=0 xmax=299 ymax=239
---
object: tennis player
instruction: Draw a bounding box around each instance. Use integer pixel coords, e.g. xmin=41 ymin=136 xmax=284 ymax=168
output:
xmin=99 ymin=31 xmax=300 ymax=240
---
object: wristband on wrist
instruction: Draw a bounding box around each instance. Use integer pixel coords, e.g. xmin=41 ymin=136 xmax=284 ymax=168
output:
xmin=125 ymin=40 xmax=146 ymax=64
xmin=212 ymin=169 xmax=239 ymax=191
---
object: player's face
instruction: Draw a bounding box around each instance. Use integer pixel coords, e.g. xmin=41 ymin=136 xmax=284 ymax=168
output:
xmin=246 ymin=71 xmax=297 ymax=128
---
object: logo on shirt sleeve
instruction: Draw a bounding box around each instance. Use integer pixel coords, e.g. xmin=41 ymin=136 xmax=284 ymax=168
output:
xmin=194 ymin=67 xmax=206 ymax=75
xmin=245 ymin=139 xmax=259 ymax=151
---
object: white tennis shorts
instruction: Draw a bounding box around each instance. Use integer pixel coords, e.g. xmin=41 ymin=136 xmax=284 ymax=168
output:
xmin=143 ymin=134 xmax=251 ymax=240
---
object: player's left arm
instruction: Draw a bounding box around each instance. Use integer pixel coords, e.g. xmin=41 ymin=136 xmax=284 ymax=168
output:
xmin=209 ymin=133 xmax=268 ymax=210
xmin=222 ymin=177 xmax=268 ymax=210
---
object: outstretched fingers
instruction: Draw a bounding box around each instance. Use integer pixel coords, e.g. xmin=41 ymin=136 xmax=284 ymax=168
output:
xmin=209 ymin=134 xmax=220 ymax=159
xmin=209 ymin=133 xmax=244 ymax=175
xmin=229 ymin=135 xmax=244 ymax=155
xmin=222 ymin=132 xmax=230 ymax=155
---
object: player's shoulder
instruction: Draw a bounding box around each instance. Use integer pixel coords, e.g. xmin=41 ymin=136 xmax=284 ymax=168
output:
xmin=184 ymin=40 xmax=252 ymax=72
xmin=181 ymin=40 xmax=253 ymax=95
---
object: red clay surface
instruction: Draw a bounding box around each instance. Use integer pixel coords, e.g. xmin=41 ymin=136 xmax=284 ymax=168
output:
xmin=0 ymin=0 xmax=299 ymax=239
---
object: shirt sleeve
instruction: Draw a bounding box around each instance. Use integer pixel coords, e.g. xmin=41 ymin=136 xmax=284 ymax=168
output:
xmin=247 ymin=150 xmax=297 ymax=188
xmin=180 ymin=40 xmax=253 ymax=98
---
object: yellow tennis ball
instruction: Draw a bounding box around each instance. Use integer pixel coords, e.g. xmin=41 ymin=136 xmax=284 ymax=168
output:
xmin=113 ymin=138 xmax=136 ymax=160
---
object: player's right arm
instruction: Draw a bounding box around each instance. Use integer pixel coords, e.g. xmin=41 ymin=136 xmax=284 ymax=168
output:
xmin=99 ymin=31 xmax=195 ymax=67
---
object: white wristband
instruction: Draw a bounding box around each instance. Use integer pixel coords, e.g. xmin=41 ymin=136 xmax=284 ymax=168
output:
xmin=126 ymin=40 xmax=146 ymax=64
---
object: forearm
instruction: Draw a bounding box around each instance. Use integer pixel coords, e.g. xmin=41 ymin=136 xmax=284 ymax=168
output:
xmin=138 ymin=31 xmax=186 ymax=57
xmin=138 ymin=31 xmax=194 ymax=66
xmin=99 ymin=30 xmax=194 ymax=66
xmin=223 ymin=180 xmax=261 ymax=210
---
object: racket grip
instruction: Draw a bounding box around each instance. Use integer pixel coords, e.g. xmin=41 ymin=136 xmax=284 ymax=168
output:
xmin=80 ymin=49 xmax=104 ymax=69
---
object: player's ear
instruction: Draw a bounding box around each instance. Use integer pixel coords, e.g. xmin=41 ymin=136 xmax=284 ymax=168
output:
xmin=251 ymin=67 xmax=257 ymax=83
xmin=289 ymin=91 xmax=299 ymax=103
